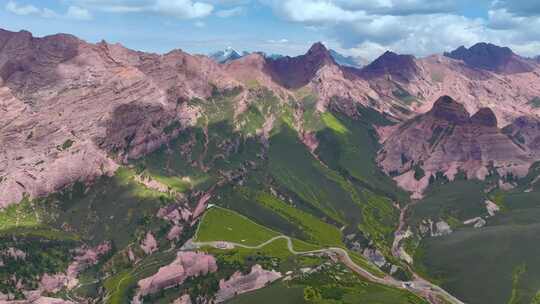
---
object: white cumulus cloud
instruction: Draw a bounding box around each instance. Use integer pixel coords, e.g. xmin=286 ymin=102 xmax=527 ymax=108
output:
xmin=154 ymin=0 xmax=213 ymax=19
xmin=66 ymin=6 xmax=93 ymax=20
xmin=5 ymin=1 xmax=92 ymax=20
xmin=267 ymin=38 xmax=289 ymax=44
xmin=64 ymin=0 xmax=214 ymax=19
xmin=5 ymin=0 xmax=40 ymax=16
xmin=260 ymin=0 xmax=540 ymax=60
xmin=216 ymin=6 xmax=244 ymax=18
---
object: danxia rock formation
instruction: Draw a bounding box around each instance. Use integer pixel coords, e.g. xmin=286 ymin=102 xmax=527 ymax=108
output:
xmin=2 ymin=27 xmax=540 ymax=205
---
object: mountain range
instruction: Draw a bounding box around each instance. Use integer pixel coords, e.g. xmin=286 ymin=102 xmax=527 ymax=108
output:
xmin=208 ymin=47 xmax=248 ymax=63
xmin=209 ymin=46 xmax=366 ymax=68
xmin=328 ymin=49 xmax=367 ymax=68
xmin=3 ymin=27 xmax=540 ymax=304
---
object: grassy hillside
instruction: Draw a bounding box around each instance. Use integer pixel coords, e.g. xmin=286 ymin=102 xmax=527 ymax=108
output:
xmin=195 ymin=206 xmax=280 ymax=246
xmin=413 ymin=177 xmax=540 ymax=304
xmin=316 ymin=111 xmax=408 ymax=203
xmin=268 ymin=121 xmax=399 ymax=249
xmin=0 ymin=229 xmax=79 ymax=298
xmin=39 ymin=167 xmax=174 ymax=247
xmin=409 ymin=179 xmax=487 ymax=228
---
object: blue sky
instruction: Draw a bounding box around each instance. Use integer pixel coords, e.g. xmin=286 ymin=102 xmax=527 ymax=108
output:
xmin=1 ymin=0 xmax=540 ymax=60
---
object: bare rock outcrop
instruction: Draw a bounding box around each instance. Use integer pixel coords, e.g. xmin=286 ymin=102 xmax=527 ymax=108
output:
xmin=215 ymin=264 xmax=282 ymax=303
xmin=419 ymin=219 xmax=453 ymax=237
xmin=485 ymin=200 xmax=500 ymax=217
xmin=53 ymin=242 xmax=110 ymax=292
xmin=140 ymin=232 xmax=158 ymax=255
xmin=173 ymin=295 xmax=192 ymax=304
xmin=135 ymin=251 xmax=217 ymax=299
xmin=167 ymin=225 xmax=184 ymax=241
xmin=157 ymin=204 xmax=193 ymax=224
xmin=1 ymin=243 xmax=109 ymax=304
xmin=464 ymin=217 xmax=487 ymax=228
xmin=39 ymin=274 xmax=68 ymax=294
xmin=2 ymin=247 xmax=26 ymax=260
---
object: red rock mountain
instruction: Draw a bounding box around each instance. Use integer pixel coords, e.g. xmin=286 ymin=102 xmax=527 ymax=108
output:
xmin=2 ymin=28 xmax=540 ymax=205
xmin=226 ymin=41 xmax=540 ymax=124
xmin=377 ymin=96 xmax=534 ymax=198
xmin=503 ymin=116 xmax=540 ymax=152
xmin=0 ymin=28 xmax=238 ymax=206
xmin=264 ymin=42 xmax=336 ymax=89
xmin=224 ymin=43 xmax=392 ymax=116
xmin=444 ymin=43 xmax=534 ymax=74
xmin=357 ymin=51 xmax=419 ymax=81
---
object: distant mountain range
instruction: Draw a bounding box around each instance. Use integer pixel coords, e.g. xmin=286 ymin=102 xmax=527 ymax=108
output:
xmin=209 ymin=46 xmax=366 ymax=68
xmin=444 ymin=42 xmax=534 ymax=73
xmin=208 ymin=47 xmax=248 ymax=63
xmin=328 ymin=49 xmax=367 ymax=68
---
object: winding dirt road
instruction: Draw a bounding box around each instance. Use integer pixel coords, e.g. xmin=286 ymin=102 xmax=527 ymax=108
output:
xmin=189 ymin=235 xmax=465 ymax=304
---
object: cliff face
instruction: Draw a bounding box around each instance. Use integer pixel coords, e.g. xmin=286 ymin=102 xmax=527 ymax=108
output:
xmin=0 ymin=29 xmax=239 ymax=207
xmin=503 ymin=116 xmax=540 ymax=152
xmin=378 ymin=96 xmax=534 ymax=198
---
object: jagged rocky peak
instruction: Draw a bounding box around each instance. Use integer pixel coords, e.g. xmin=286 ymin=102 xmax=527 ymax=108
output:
xmin=444 ymin=42 xmax=533 ymax=73
xmin=305 ymin=42 xmax=334 ymax=62
xmin=378 ymin=95 xmax=535 ymax=198
xmin=360 ymin=50 xmax=418 ymax=79
xmin=268 ymin=42 xmax=334 ymax=65
xmin=446 ymin=42 xmax=512 ymax=59
xmin=308 ymin=41 xmax=327 ymax=53
xmin=470 ymin=107 xmax=498 ymax=127
xmin=429 ymin=96 xmax=497 ymax=127
xmin=429 ymin=95 xmax=469 ymax=123
xmin=264 ymin=42 xmax=337 ymax=89
xmin=209 ymin=46 xmax=244 ymax=63
xmin=368 ymin=51 xmax=411 ymax=69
